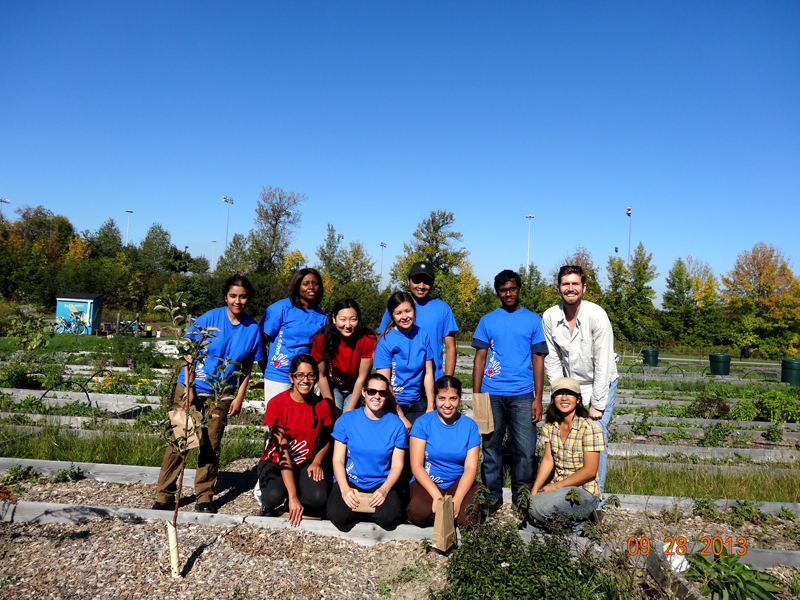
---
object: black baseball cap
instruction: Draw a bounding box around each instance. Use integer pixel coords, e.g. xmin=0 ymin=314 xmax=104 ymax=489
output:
xmin=408 ymin=261 xmax=435 ymax=282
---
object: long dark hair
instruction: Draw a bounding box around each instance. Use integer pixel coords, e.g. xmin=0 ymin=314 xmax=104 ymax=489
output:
xmin=355 ymin=372 xmax=397 ymax=415
xmin=288 ymin=268 xmax=323 ymax=309
xmin=434 ymin=375 xmax=462 ymax=399
xmin=544 ymin=391 xmax=588 ymax=424
xmin=289 ymin=354 xmax=321 ymax=428
xmin=223 ymin=273 xmax=255 ymax=301
xmin=315 ymin=298 xmax=376 ymax=361
xmin=381 ymin=291 xmax=416 ymax=338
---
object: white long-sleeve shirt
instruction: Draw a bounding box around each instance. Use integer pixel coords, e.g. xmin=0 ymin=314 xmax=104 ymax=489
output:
xmin=542 ymin=300 xmax=618 ymax=411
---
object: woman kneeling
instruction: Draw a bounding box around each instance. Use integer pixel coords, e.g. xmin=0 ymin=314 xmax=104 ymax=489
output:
xmin=528 ymin=377 xmax=605 ymax=528
xmin=407 ymin=376 xmax=482 ymax=526
xmin=257 ymin=355 xmax=332 ymax=525
xmin=327 ymin=373 xmax=407 ymax=530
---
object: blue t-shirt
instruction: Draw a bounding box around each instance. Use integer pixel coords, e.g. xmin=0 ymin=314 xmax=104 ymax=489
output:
xmin=332 ymin=408 xmax=408 ymax=490
xmin=178 ymin=307 xmax=264 ymax=395
xmin=379 ymin=297 xmax=458 ymax=380
xmin=260 ymin=298 xmax=328 ymax=384
xmin=409 ymin=411 xmax=481 ymax=489
xmin=472 ymin=307 xmax=547 ymax=395
xmin=373 ymin=325 xmax=435 ymax=406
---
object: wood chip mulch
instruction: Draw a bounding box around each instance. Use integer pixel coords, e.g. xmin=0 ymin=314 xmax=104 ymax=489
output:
xmin=0 ymin=518 xmax=448 ymax=600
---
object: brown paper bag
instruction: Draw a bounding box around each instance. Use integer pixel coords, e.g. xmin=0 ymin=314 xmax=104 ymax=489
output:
xmin=432 ymin=495 xmax=456 ymax=552
xmin=168 ymin=408 xmax=203 ymax=449
xmin=352 ymin=491 xmax=376 ymax=514
xmin=472 ymin=392 xmax=494 ymax=434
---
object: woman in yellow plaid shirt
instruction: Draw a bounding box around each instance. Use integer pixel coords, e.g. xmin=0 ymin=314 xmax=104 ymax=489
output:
xmin=528 ymin=377 xmax=605 ymax=528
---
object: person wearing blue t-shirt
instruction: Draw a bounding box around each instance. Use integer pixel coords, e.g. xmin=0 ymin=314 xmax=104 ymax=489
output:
xmin=407 ymin=376 xmax=483 ymax=527
xmin=472 ymin=269 xmax=548 ymax=517
xmin=378 ymin=261 xmax=458 ymax=380
xmin=373 ymin=291 xmax=435 ymax=431
xmin=258 ymin=268 xmax=328 ymax=409
xmin=153 ymin=274 xmax=264 ymax=514
xmin=327 ymin=373 xmax=408 ymax=530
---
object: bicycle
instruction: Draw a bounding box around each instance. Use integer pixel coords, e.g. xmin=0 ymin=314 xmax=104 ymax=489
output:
xmin=54 ymin=311 xmax=88 ymax=335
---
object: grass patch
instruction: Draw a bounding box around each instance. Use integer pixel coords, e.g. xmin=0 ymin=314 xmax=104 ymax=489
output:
xmin=452 ymin=373 xmax=473 ymax=389
xmin=0 ymin=425 xmax=261 ymax=469
xmin=606 ymin=462 xmax=800 ymax=503
xmin=0 ymin=335 xmax=153 ymax=357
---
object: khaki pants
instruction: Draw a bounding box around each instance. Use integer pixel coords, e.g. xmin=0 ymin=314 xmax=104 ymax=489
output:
xmin=156 ymin=384 xmax=232 ymax=504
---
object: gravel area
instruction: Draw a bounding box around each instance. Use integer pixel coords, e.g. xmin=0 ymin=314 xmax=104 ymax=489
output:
xmin=3 ymin=458 xmax=800 ymax=599
xmin=9 ymin=458 xmax=800 ymax=551
xmin=0 ymin=519 xmax=448 ymax=599
xmin=601 ymin=507 xmax=800 ymax=551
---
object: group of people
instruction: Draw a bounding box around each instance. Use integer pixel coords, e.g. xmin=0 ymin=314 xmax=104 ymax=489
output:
xmin=151 ymin=259 xmax=618 ymax=533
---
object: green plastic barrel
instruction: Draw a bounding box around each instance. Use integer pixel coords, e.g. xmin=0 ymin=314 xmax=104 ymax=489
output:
xmin=641 ymin=349 xmax=659 ymax=367
xmin=781 ymin=359 xmax=800 ymax=387
xmin=709 ymin=353 xmax=731 ymax=376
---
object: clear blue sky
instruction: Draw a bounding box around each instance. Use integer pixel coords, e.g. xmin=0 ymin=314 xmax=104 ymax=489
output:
xmin=2 ymin=1 xmax=798 ymax=298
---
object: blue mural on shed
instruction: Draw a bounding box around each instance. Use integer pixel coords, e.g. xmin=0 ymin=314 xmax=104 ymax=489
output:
xmin=55 ymin=293 xmax=103 ymax=334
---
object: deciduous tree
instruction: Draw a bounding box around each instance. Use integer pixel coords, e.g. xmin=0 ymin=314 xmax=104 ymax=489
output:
xmin=250 ymin=186 xmax=305 ymax=273
xmin=721 ymin=243 xmax=800 ymax=357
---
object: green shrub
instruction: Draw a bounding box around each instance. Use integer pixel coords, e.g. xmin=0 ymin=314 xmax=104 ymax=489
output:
xmin=431 ymin=522 xmax=602 ymax=600
xmin=699 ymin=423 xmax=733 ymax=447
xmin=50 ymin=463 xmax=85 ymax=483
xmin=684 ymin=394 xmax=730 ymax=420
xmin=757 ymin=391 xmax=800 ymax=423
xmin=2 ymin=464 xmax=39 ymax=483
xmin=686 ymin=548 xmax=783 ymax=600
xmin=728 ymin=400 xmax=758 ymax=422
xmin=763 ymin=426 xmax=784 ymax=442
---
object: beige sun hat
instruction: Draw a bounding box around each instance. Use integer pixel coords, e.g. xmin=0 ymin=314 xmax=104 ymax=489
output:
xmin=550 ymin=377 xmax=581 ymax=397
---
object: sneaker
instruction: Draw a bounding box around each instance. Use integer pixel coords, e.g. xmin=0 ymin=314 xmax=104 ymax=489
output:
xmin=485 ymin=497 xmax=503 ymax=518
xmin=196 ymin=502 xmax=217 ymax=514
xmin=151 ymin=501 xmax=175 ymax=511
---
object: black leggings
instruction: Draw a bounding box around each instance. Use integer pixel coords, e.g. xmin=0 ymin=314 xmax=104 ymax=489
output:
xmin=257 ymin=460 xmax=328 ymax=515
xmin=327 ymin=482 xmax=402 ymax=530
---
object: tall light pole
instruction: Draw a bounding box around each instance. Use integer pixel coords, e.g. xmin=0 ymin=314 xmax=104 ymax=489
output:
xmin=0 ymin=198 xmax=9 ymax=223
xmin=525 ymin=215 xmax=534 ymax=273
xmin=211 ymin=240 xmax=216 ymax=272
xmin=626 ymin=207 xmax=632 ymax=265
xmin=380 ymin=242 xmax=387 ymax=290
xmin=125 ymin=210 xmax=133 ymax=246
xmin=222 ymin=196 xmax=234 ymax=249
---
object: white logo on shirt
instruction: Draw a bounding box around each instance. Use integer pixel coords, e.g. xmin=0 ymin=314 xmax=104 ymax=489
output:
xmin=390 ymin=361 xmax=405 ymax=395
xmin=486 ymin=340 xmax=501 ymax=379
xmin=270 ymin=330 xmax=289 ymax=369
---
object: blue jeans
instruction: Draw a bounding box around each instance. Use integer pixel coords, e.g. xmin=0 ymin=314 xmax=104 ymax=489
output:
xmin=481 ymin=392 xmax=536 ymax=505
xmin=595 ymin=379 xmax=617 ymax=496
xmin=400 ymin=398 xmax=427 ymax=426
xmin=527 ymin=486 xmax=600 ymax=525
xmin=332 ymin=388 xmax=353 ymax=413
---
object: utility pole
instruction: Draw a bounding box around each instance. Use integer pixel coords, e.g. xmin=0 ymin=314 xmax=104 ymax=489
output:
xmin=0 ymin=198 xmax=9 ymax=224
xmin=222 ymin=196 xmax=234 ymax=249
xmin=211 ymin=240 xmax=216 ymax=272
xmin=626 ymin=207 xmax=632 ymax=265
xmin=525 ymin=215 xmax=534 ymax=273
xmin=125 ymin=210 xmax=133 ymax=246
xmin=380 ymin=242 xmax=387 ymax=290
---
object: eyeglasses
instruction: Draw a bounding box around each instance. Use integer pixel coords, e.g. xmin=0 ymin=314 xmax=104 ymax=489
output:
xmin=498 ymin=286 xmax=519 ymax=294
xmin=410 ymin=275 xmax=433 ymax=285
xmin=364 ymin=387 xmax=389 ymax=398
xmin=291 ymin=372 xmax=317 ymax=381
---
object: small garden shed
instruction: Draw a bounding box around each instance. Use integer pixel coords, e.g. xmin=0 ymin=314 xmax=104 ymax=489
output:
xmin=55 ymin=293 xmax=103 ymax=334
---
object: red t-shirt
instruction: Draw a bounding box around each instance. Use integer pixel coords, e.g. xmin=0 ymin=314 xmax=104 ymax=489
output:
xmin=261 ymin=390 xmax=333 ymax=466
xmin=310 ymin=333 xmax=377 ymax=392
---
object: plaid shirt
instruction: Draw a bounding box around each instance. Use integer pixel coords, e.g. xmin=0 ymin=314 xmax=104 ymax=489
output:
xmin=541 ymin=416 xmax=605 ymax=498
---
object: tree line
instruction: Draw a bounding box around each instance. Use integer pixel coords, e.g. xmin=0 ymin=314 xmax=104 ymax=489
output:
xmin=0 ymin=187 xmax=798 ymax=359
